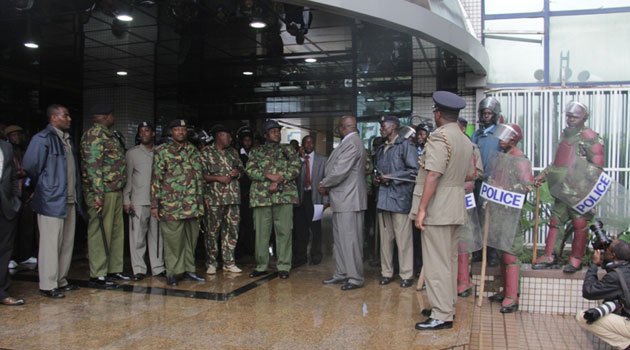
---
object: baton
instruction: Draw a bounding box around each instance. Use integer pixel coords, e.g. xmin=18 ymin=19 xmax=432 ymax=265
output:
xmin=416 ymin=267 xmax=425 ymax=291
xmin=97 ymin=212 xmax=110 ymax=257
xmin=477 ymin=206 xmax=490 ymax=308
xmin=381 ymin=175 xmax=416 ymax=183
xmin=532 ymin=187 xmax=541 ymax=263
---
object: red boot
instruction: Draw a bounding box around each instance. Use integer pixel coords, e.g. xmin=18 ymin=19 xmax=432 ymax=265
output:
xmin=457 ymin=253 xmax=473 ymax=297
xmin=501 ymin=254 xmax=519 ymax=313
xmin=564 ymin=218 xmax=588 ymax=273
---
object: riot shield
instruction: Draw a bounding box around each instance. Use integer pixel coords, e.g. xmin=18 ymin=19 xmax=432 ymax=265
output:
xmin=459 ymin=192 xmax=482 ymax=254
xmin=548 ymin=157 xmax=630 ymax=233
xmin=479 ymin=151 xmax=532 ymax=252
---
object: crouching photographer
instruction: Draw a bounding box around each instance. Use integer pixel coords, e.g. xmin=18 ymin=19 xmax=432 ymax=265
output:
xmin=576 ymin=236 xmax=630 ymax=349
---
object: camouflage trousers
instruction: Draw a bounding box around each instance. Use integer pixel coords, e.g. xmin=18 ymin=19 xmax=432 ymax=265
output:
xmin=204 ymin=205 xmax=240 ymax=268
xmin=549 ymin=199 xmax=593 ymax=255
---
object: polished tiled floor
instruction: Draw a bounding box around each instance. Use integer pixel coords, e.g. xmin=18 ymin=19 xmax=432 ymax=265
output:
xmin=1 ymin=256 xmax=616 ymax=350
xmin=1 ymin=257 xmax=472 ymax=350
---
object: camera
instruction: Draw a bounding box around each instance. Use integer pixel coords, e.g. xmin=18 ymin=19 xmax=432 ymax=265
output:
xmin=590 ymin=220 xmax=613 ymax=251
xmin=584 ymin=301 xmax=621 ymax=324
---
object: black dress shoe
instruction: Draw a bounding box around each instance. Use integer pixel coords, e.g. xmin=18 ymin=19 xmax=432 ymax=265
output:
xmin=458 ymin=288 xmax=472 ymax=297
xmin=107 ymin=273 xmax=131 ymax=281
xmin=400 ymin=279 xmax=414 ymax=288
xmin=166 ymin=274 xmax=178 ymax=286
xmin=379 ymin=277 xmax=393 ymax=285
xmin=58 ymin=284 xmax=80 ymax=292
xmin=322 ymin=277 xmax=345 ymax=285
xmin=0 ymin=296 xmax=25 ymax=306
xmin=249 ymin=270 xmax=268 ymax=278
xmin=415 ymin=318 xmax=453 ymax=330
xmin=279 ymin=271 xmax=289 ymax=279
xmin=488 ymin=293 xmax=504 ymax=303
xmin=183 ymin=272 xmax=206 ymax=282
xmin=89 ymin=277 xmax=118 ymax=289
xmin=132 ymin=273 xmax=146 ymax=281
xmin=341 ymin=282 xmax=362 ymax=291
xmin=40 ymin=289 xmax=65 ymax=298
xmin=154 ymin=271 xmax=166 ymax=278
xmin=421 ymin=309 xmax=432 ymax=317
xmin=500 ymin=303 xmax=519 ymax=313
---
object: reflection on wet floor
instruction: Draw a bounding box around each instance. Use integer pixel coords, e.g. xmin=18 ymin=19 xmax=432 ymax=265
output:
xmin=1 ymin=256 xmax=474 ymax=350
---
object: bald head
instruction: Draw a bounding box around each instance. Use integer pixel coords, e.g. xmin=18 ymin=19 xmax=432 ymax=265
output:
xmin=338 ymin=115 xmax=358 ymax=138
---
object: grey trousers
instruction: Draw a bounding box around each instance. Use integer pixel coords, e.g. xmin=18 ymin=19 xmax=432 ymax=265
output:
xmin=378 ymin=211 xmax=413 ymax=280
xmin=332 ymin=211 xmax=364 ymax=286
xmin=129 ymin=205 xmax=165 ymax=276
xmin=37 ymin=204 xmax=75 ymax=291
xmin=422 ymin=224 xmax=460 ymax=322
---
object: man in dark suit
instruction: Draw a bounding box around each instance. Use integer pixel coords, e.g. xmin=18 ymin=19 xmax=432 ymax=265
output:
xmin=319 ymin=116 xmax=367 ymax=291
xmin=293 ymin=135 xmax=328 ymax=266
xmin=0 ymin=139 xmax=23 ymax=305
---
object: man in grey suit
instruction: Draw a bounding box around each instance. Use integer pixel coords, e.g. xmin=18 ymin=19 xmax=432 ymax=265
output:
xmin=0 ymin=139 xmax=23 ymax=305
xmin=293 ymin=135 xmax=328 ymax=266
xmin=319 ymin=115 xmax=367 ymax=291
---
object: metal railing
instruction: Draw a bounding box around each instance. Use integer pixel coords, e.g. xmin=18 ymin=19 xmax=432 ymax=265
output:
xmin=487 ymin=87 xmax=630 ymax=244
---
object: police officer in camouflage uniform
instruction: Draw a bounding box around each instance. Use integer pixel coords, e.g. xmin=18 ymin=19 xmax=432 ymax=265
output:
xmin=246 ymin=120 xmax=301 ymax=279
xmin=81 ymin=104 xmax=129 ymax=288
xmin=533 ymin=101 xmax=605 ymax=273
xmin=201 ymin=124 xmax=243 ymax=275
xmin=151 ymin=119 xmax=206 ymax=286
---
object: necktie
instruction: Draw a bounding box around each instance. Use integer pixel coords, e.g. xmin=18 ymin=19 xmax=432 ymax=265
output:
xmin=305 ymin=155 xmax=311 ymax=189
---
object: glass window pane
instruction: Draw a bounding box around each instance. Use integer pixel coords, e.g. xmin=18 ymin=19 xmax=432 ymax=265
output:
xmin=549 ymin=13 xmax=630 ymax=84
xmin=550 ymin=0 xmax=630 ymax=11
xmin=484 ymin=18 xmax=544 ymax=84
xmin=484 ymin=0 xmax=543 ymax=15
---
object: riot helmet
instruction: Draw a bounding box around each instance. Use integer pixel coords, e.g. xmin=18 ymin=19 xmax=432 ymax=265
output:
xmin=495 ymin=123 xmax=522 ymax=144
xmin=565 ymin=101 xmax=589 ymax=120
xmin=477 ymin=97 xmax=502 ymax=125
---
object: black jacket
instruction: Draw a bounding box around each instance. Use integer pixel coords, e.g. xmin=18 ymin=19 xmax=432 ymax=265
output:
xmin=583 ymin=261 xmax=630 ymax=315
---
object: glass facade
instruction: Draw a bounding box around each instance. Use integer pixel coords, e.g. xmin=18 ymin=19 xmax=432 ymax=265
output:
xmin=483 ymin=0 xmax=630 ymax=85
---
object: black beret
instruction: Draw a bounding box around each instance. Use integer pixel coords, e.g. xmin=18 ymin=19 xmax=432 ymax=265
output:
xmin=432 ymin=91 xmax=466 ymax=111
xmin=263 ymin=120 xmax=282 ymax=133
xmin=380 ymin=115 xmax=400 ymax=126
xmin=211 ymin=124 xmax=231 ymax=136
xmin=137 ymin=121 xmax=154 ymax=131
xmin=90 ymin=104 xmax=114 ymax=115
xmin=168 ymin=119 xmax=187 ymax=128
xmin=457 ymin=117 xmax=468 ymax=126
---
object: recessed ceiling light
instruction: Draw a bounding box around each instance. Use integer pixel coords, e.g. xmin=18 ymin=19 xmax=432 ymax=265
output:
xmin=305 ymin=58 xmax=317 ymax=63
xmin=24 ymin=41 xmax=38 ymax=49
xmin=116 ymin=14 xmax=133 ymax=22
xmin=242 ymin=71 xmax=254 ymax=76
xmin=117 ymin=71 xmax=128 ymax=76
xmin=249 ymin=20 xmax=266 ymax=29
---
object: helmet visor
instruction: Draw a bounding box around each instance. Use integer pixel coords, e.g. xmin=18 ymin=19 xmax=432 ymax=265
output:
xmin=494 ymin=124 xmax=518 ymax=142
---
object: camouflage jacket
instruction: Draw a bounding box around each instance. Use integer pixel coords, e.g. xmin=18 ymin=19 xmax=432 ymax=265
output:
xmin=80 ymin=123 xmax=127 ymax=202
xmin=151 ymin=140 xmax=204 ymax=220
xmin=245 ymin=142 xmax=301 ymax=207
xmin=201 ymin=144 xmax=242 ymax=206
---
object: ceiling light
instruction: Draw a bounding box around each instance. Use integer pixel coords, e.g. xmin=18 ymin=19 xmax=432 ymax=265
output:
xmin=116 ymin=13 xmax=133 ymax=22
xmin=249 ymin=20 xmax=266 ymax=29
xmin=304 ymin=58 xmax=317 ymax=63
xmin=117 ymin=71 xmax=128 ymax=76
xmin=366 ymin=98 xmax=375 ymax=102
xmin=24 ymin=41 xmax=38 ymax=49
xmin=242 ymin=71 xmax=253 ymax=76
